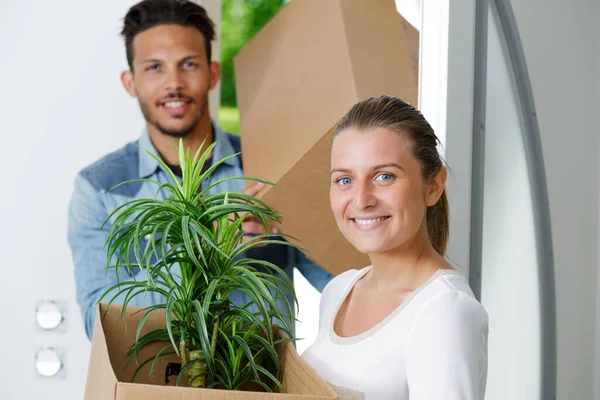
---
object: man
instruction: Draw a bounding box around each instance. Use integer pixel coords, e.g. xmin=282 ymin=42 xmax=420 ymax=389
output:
xmin=68 ymin=0 xmax=333 ymax=340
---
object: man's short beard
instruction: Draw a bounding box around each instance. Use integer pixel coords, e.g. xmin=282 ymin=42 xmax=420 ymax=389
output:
xmin=139 ymin=98 xmax=208 ymax=138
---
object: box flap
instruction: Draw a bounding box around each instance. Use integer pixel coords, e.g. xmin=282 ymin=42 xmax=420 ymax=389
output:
xmin=234 ymin=0 xmax=358 ymax=187
xmin=339 ymin=0 xmax=418 ymax=102
xmin=99 ymin=303 xmax=183 ymax=386
xmin=84 ymin=305 xmax=119 ymax=399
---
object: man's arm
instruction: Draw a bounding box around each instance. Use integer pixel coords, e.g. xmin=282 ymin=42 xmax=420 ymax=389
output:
xmin=68 ymin=174 xmax=164 ymax=340
xmin=293 ymin=249 xmax=333 ymax=293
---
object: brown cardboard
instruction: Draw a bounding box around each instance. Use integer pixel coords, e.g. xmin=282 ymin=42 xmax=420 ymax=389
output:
xmin=234 ymin=0 xmax=419 ymax=276
xmin=85 ymin=303 xmax=338 ymax=399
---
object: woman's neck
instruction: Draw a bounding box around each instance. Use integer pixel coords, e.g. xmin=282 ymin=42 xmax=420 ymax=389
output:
xmin=366 ymin=229 xmax=449 ymax=294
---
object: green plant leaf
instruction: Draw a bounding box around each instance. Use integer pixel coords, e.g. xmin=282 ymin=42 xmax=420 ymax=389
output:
xmin=99 ymin=139 xmax=301 ymax=392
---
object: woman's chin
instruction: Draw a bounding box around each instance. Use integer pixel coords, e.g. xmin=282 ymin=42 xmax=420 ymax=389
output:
xmin=349 ymin=241 xmax=390 ymax=255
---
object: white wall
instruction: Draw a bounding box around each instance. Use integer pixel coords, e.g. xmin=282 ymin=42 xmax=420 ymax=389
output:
xmin=442 ymin=0 xmax=477 ymax=277
xmin=294 ymin=271 xmax=320 ymax=355
xmin=507 ymin=0 xmax=599 ymax=398
xmin=480 ymin=7 xmax=541 ymax=398
xmin=0 ymin=2 xmax=140 ymax=398
xmin=0 ymin=1 xmax=221 ymax=399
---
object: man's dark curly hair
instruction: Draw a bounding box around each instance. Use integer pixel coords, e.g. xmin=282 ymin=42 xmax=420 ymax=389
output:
xmin=121 ymin=0 xmax=215 ymax=70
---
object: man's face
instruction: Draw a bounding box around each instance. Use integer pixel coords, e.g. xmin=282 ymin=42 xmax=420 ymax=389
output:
xmin=121 ymin=24 xmax=220 ymax=138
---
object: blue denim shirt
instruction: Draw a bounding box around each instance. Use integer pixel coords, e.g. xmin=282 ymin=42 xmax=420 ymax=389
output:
xmin=68 ymin=123 xmax=333 ymax=339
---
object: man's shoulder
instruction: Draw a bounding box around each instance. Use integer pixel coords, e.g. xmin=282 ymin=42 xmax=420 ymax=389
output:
xmin=225 ymin=132 xmax=241 ymax=153
xmin=78 ymin=139 xmax=142 ymax=195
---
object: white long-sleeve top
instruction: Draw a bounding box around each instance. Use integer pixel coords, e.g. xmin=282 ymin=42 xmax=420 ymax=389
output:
xmin=302 ymin=266 xmax=489 ymax=400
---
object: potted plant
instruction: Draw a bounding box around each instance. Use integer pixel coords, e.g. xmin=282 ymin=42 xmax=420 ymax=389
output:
xmin=98 ymin=140 xmax=299 ymax=392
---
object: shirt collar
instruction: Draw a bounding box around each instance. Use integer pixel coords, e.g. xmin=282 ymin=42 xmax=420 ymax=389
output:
xmin=137 ymin=121 xmax=239 ymax=179
xmin=138 ymin=127 xmax=161 ymax=178
xmin=212 ymin=121 xmax=240 ymax=168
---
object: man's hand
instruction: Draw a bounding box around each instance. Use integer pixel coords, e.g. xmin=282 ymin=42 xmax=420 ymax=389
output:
xmin=241 ymin=182 xmax=278 ymax=246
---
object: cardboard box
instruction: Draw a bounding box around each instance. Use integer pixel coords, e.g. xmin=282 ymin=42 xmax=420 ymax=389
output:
xmin=234 ymin=0 xmax=419 ymax=276
xmin=84 ymin=303 xmax=338 ymax=399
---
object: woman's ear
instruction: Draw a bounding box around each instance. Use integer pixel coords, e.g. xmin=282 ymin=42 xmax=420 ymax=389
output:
xmin=426 ymin=167 xmax=447 ymax=206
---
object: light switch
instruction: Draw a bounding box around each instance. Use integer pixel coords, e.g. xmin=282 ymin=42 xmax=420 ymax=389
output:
xmin=34 ymin=347 xmax=67 ymax=379
xmin=35 ymin=300 xmax=67 ymax=332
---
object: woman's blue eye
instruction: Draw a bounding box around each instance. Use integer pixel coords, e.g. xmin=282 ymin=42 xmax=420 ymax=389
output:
xmin=338 ymin=177 xmax=353 ymax=186
xmin=376 ymin=173 xmax=394 ymax=182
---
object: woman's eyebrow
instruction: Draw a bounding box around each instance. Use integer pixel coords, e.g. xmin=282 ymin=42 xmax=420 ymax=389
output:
xmin=372 ymin=163 xmax=404 ymax=172
xmin=330 ymin=163 xmax=405 ymax=176
xmin=330 ymin=168 xmax=352 ymax=176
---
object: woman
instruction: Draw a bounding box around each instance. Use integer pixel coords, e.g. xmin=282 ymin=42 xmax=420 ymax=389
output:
xmin=302 ymin=96 xmax=488 ymax=400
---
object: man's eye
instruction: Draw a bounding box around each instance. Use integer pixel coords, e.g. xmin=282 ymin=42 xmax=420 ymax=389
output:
xmin=146 ymin=64 xmax=160 ymax=71
xmin=183 ymin=61 xmax=197 ymax=68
